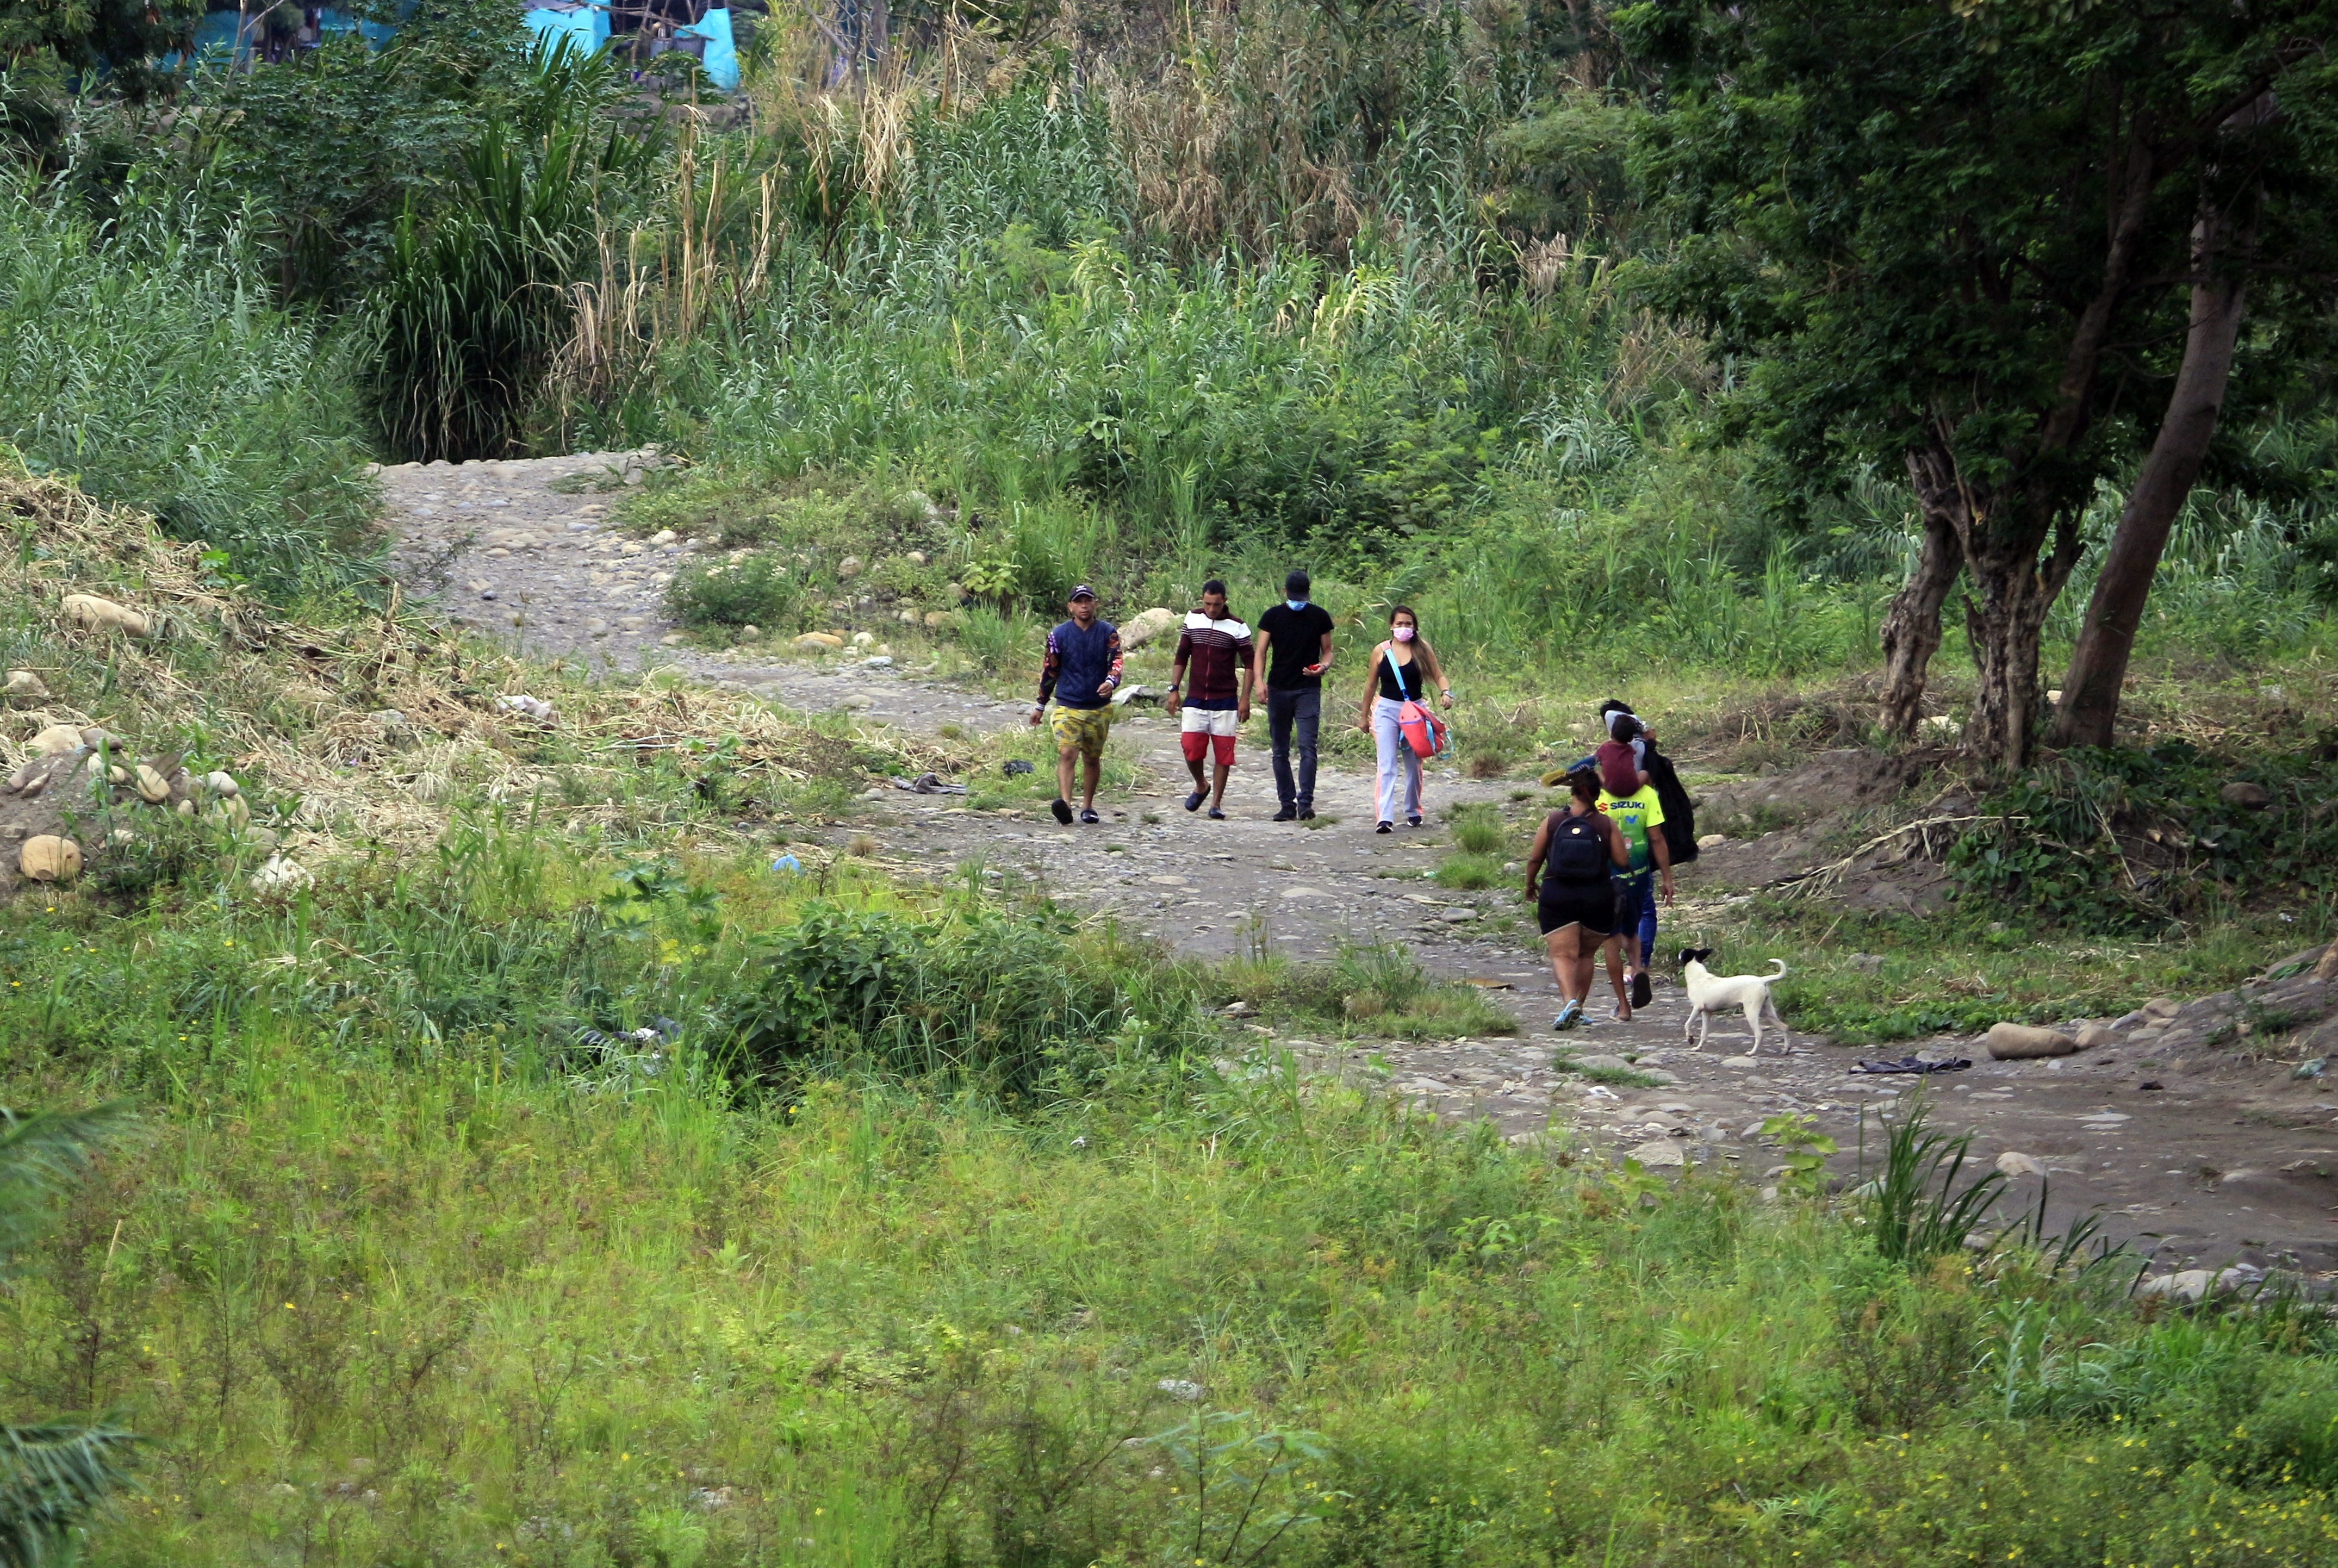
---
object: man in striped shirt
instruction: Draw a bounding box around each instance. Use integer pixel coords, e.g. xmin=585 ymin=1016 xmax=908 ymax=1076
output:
xmin=1166 ymin=580 xmax=1254 ymax=819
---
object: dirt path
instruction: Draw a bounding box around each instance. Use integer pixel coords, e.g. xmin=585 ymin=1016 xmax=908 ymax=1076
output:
xmin=383 ymin=455 xmax=2338 ymax=1291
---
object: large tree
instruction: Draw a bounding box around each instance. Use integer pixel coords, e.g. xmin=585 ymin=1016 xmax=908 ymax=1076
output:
xmin=1621 ymin=0 xmax=2338 ymax=765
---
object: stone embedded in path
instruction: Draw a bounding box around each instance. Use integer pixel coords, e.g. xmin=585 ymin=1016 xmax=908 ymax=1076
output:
xmin=1995 ymin=1151 xmax=2047 ymax=1178
xmin=1985 ymin=1022 xmax=2076 ymax=1059
xmin=1627 ymin=1138 xmax=1688 ymax=1167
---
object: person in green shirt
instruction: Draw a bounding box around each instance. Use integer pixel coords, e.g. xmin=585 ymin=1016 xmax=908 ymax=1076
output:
xmin=1596 ymin=781 xmax=1675 ymax=1014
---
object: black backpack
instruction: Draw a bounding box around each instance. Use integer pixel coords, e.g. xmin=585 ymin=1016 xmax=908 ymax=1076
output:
xmin=1546 ymin=811 xmax=1611 ymax=883
xmin=1644 ymin=741 xmax=1698 ymax=864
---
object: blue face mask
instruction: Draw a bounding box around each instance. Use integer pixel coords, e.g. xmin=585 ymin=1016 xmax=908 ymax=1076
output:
xmin=1285 ymin=598 xmax=1307 ymax=611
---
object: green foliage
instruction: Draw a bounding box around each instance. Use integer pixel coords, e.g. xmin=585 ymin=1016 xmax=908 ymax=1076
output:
xmin=664 ymin=550 xmax=816 ymax=631
xmin=1431 ymin=851 xmax=1501 ymax=890
xmin=1626 ymin=0 xmax=2338 ymax=519
xmin=1949 ymin=738 xmax=2338 ymax=933
xmin=0 ymin=188 xmax=376 ymax=593
xmin=1759 ymin=1112 xmax=1835 ymax=1196
xmin=366 ymin=39 xmax=660 ymax=461
xmin=1 ymin=1106 xmax=138 ymax=1563
xmin=177 ymin=5 xmax=536 ymax=304
xmin=717 ymin=897 xmax=1165 ymax=1093
xmin=1448 ymin=802 xmax=1506 ymax=856
xmin=1865 ymin=1098 xmax=2009 ymax=1268
xmin=0 ymin=1417 xmax=139 ymax=1568
xmin=0 ymin=0 xmax=201 ymax=110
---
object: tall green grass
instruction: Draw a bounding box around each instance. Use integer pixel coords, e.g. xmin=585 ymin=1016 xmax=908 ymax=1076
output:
xmin=9 ymin=982 xmax=2338 ymax=1565
xmin=0 ymin=184 xmax=375 ymax=593
xmin=367 ymin=40 xmax=660 ymax=461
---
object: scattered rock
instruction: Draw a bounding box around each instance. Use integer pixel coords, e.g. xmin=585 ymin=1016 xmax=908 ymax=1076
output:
xmin=494 ymin=694 xmax=556 ymax=723
xmin=906 ymin=550 xmax=929 ymax=565
xmin=2074 ymin=1023 xmax=2116 ymax=1050
xmin=1627 ymin=1138 xmax=1688 ymax=1168
xmin=795 ymin=632 xmax=844 ymax=650
xmin=649 ymin=530 xmax=677 ymax=545
xmin=1994 ymin=1151 xmax=2047 ymax=1179
xmin=1119 ymin=606 xmax=1180 ymax=649
xmin=1985 ymin=1022 xmax=2076 ymax=1060
xmin=2219 ymin=780 xmax=2273 ymax=808
xmin=2136 ymin=1268 xmax=2214 ymax=1304
xmin=61 ymin=593 xmax=150 ymax=637
xmin=29 ymin=724 xmax=84 ymax=756
xmin=946 ymin=582 xmax=971 ymax=604
xmin=3 ymin=670 xmax=48 ymax=700
xmin=132 ymin=764 xmax=171 ymax=804
xmin=19 ymin=835 xmax=80 ymax=882
xmin=250 ymin=855 xmax=314 ymax=894
xmin=1920 ymin=714 xmax=1961 ymax=737
xmin=2142 ymin=996 xmax=2182 ymax=1021
xmin=838 ymin=556 xmax=863 ymax=578
xmin=1156 ymin=1378 xmax=1205 ymax=1402
xmin=1438 ymin=907 xmax=1475 ymax=923
xmin=1846 ymin=953 xmax=1885 ymax=973
xmin=1696 ymin=832 xmax=1728 ymax=849
xmin=924 ymin=611 xmax=949 ymax=629
xmin=2316 ymin=945 xmax=2338 ymax=984
xmin=851 ymin=631 xmax=875 ymax=647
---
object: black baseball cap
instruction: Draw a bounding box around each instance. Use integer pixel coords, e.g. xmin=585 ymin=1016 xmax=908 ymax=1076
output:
xmin=1068 ymin=584 xmax=1097 ymax=601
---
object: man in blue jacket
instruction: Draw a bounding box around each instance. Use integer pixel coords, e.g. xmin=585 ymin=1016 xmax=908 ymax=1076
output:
xmin=1029 ymin=585 xmax=1123 ymax=824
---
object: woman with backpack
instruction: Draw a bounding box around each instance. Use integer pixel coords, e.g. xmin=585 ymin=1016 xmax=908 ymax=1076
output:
xmin=1353 ymin=605 xmax=1453 ymax=832
xmin=1524 ymin=767 xmax=1631 ymax=1030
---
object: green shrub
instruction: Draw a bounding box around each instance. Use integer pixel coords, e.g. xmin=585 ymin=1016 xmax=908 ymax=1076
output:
xmin=666 ymin=551 xmax=815 ymax=630
xmin=1432 ymin=851 xmax=1502 ymax=890
xmin=0 ymin=188 xmax=375 ymax=592
xmin=1448 ymin=803 xmax=1507 ymax=855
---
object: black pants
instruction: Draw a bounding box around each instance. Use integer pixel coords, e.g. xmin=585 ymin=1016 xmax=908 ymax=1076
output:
xmin=1266 ymin=687 xmax=1321 ymax=808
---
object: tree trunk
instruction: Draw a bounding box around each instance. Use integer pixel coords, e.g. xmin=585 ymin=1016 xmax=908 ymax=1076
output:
xmin=1961 ymin=527 xmax=2067 ymax=769
xmin=2052 ymin=196 xmax=2257 ymax=749
xmin=1904 ymin=440 xmax=2084 ymax=769
xmin=1876 ymin=452 xmax=1967 ymax=738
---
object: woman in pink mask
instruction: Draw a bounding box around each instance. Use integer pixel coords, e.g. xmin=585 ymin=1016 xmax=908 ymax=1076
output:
xmin=1354 ymin=604 xmax=1453 ymax=832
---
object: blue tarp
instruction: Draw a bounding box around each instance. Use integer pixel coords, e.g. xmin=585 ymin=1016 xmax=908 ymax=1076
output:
xmin=169 ymin=2 xmax=734 ymax=91
xmin=676 ymin=8 xmax=738 ymax=92
xmin=523 ymin=2 xmax=611 ymax=57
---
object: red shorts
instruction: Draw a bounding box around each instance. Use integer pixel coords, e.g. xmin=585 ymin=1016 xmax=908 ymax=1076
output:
xmin=1180 ymin=706 xmax=1238 ymax=766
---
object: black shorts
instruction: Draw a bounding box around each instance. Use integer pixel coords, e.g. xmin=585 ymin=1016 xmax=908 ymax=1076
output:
xmin=1538 ymin=882 xmax=1614 ymax=937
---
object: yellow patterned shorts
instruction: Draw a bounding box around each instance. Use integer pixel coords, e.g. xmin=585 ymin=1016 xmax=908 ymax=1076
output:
xmin=1049 ymin=703 xmax=1114 ymax=759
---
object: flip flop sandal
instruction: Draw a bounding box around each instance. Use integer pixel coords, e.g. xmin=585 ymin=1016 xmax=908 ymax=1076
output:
xmin=1050 ymin=798 xmax=1074 ymax=825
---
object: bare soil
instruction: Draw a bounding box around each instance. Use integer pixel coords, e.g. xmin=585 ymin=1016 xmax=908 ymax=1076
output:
xmin=385 ymin=456 xmax=2338 ymax=1291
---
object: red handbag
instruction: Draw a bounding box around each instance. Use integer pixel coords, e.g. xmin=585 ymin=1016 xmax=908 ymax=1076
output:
xmin=1385 ymin=650 xmax=1449 ymax=757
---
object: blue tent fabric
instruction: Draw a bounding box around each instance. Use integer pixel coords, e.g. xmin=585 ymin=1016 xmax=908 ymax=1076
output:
xmin=524 ymin=2 xmax=611 ymax=55
xmin=677 ymin=8 xmax=738 ymax=91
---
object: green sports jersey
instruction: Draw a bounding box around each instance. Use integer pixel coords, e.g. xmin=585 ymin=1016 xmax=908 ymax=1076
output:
xmin=1596 ymin=786 xmax=1666 ymax=873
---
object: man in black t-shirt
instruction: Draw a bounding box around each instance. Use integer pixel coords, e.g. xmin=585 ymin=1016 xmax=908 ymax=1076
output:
xmin=1253 ymin=570 xmax=1337 ymax=822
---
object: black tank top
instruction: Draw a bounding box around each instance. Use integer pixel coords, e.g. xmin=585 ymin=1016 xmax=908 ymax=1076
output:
xmin=1377 ymin=647 xmax=1421 ymax=700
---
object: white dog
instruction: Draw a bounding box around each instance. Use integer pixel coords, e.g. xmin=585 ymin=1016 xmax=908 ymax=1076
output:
xmin=1678 ymin=948 xmax=1789 ymax=1054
